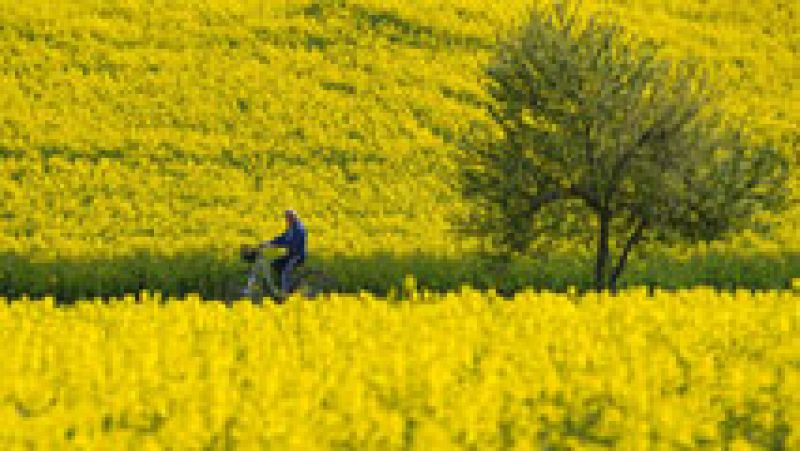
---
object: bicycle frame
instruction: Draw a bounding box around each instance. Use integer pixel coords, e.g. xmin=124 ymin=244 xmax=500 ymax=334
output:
xmin=245 ymin=252 xmax=283 ymax=300
xmin=235 ymin=245 xmax=334 ymax=304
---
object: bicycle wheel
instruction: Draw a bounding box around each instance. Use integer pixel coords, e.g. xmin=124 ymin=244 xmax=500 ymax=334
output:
xmin=223 ymin=274 xmax=269 ymax=306
xmin=223 ymin=278 xmax=247 ymax=307
xmin=289 ymin=268 xmax=337 ymax=299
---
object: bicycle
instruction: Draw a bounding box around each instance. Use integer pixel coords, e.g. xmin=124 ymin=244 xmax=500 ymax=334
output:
xmin=224 ymin=244 xmax=337 ymax=305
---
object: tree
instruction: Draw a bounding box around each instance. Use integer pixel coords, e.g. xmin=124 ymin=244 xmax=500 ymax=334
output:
xmin=454 ymin=0 xmax=790 ymax=292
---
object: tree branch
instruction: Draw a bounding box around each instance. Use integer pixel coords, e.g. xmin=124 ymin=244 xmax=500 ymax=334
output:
xmin=609 ymin=216 xmax=647 ymax=291
xmin=584 ymin=122 xmax=594 ymax=167
xmin=529 ymin=190 xmax=562 ymax=213
xmin=569 ymin=185 xmax=601 ymax=211
xmin=603 ymin=106 xmax=675 ymax=201
xmin=605 ymin=99 xmax=702 ymax=202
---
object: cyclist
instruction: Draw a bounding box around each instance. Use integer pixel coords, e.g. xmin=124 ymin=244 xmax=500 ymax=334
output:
xmin=243 ymin=209 xmax=307 ymax=300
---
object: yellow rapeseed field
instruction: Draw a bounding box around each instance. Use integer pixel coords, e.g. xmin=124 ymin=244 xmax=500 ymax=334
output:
xmin=1 ymin=288 xmax=798 ymax=449
xmin=0 ymin=0 xmax=797 ymax=265
xmin=1 ymin=2 xmax=798 ymax=447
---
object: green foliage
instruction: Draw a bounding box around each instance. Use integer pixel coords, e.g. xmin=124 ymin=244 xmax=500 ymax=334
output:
xmin=455 ymin=0 xmax=791 ymax=291
xmin=2 ymin=250 xmax=798 ymax=304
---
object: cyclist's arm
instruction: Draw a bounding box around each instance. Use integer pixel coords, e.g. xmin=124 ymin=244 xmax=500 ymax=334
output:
xmin=261 ymin=230 xmax=289 ymax=248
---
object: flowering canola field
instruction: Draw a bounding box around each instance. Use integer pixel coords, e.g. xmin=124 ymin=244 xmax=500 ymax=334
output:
xmin=1 ymin=288 xmax=798 ymax=449
xmin=2 ymin=2 xmax=798 ymax=449
xmin=0 ymin=0 xmax=797 ymax=271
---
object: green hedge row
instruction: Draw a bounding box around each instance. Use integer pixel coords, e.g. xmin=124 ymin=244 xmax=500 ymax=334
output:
xmin=1 ymin=250 xmax=798 ymax=304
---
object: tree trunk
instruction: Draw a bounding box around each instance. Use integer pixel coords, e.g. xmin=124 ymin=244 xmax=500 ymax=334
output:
xmin=609 ymin=218 xmax=646 ymax=293
xmin=595 ymin=211 xmax=610 ymax=292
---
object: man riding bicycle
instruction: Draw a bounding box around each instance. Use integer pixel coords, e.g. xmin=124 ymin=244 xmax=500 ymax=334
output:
xmin=242 ymin=209 xmax=307 ymax=299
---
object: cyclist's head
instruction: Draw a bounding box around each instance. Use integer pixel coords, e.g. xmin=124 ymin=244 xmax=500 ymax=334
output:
xmin=284 ymin=209 xmax=298 ymax=224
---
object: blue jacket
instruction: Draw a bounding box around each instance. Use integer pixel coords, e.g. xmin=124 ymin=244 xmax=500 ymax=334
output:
xmin=267 ymin=220 xmax=307 ymax=259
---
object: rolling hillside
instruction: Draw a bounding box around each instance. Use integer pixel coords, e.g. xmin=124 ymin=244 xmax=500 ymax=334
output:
xmin=0 ymin=0 xmax=797 ymax=297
